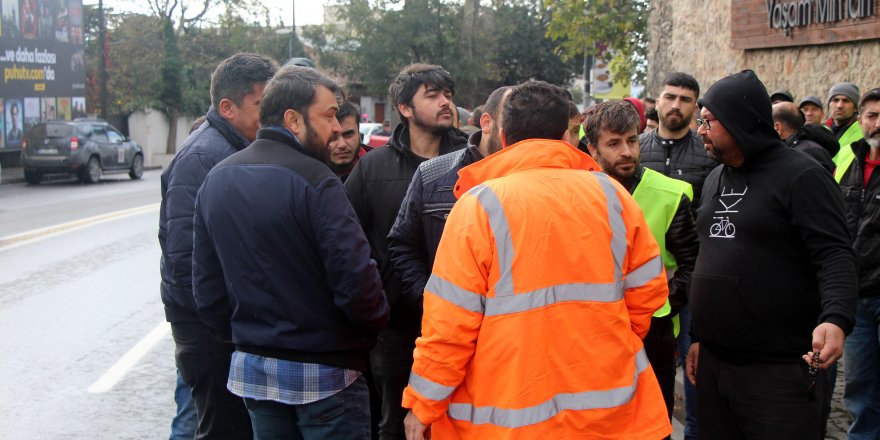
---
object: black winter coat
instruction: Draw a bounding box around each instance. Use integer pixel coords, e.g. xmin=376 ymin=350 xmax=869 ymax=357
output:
xmin=639 ymin=130 xmax=718 ymax=208
xmin=839 ymin=138 xmax=880 ymax=298
xmin=388 ymin=132 xmax=484 ymax=307
xmin=345 ymin=123 xmax=467 ymax=331
xmin=192 ymin=128 xmax=388 ymax=371
xmin=159 ymin=108 xmax=249 ymax=323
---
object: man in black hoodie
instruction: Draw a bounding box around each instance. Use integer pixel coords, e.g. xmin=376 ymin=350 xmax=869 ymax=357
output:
xmin=685 ymin=70 xmax=857 ymax=439
xmin=345 ymin=63 xmax=467 ymax=440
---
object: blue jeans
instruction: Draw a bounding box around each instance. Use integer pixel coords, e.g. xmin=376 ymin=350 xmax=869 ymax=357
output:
xmin=677 ymin=305 xmax=697 ymax=440
xmin=844 ymin=296 xmax=880 ymax=440
xmin=244 ymin=375 xmax=371 ymax=440
xmin=170 ymin=370 xmax=198 ymax=440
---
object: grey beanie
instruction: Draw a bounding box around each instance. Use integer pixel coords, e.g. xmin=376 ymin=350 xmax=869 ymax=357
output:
xmin=827 ymin=82 xmax=860 ymax=108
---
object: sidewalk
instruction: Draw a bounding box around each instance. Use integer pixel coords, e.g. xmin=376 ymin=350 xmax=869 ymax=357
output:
xmin=0 ymin=165 xmax=24 ymax=185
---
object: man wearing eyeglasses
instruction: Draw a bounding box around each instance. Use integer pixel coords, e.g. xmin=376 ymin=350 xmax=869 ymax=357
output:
xmin=685 ymin=70 xmax=857 ymax=439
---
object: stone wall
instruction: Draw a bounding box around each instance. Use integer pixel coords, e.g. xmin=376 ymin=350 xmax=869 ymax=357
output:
xmin=647 ymin=0 xmax=880 ymax=101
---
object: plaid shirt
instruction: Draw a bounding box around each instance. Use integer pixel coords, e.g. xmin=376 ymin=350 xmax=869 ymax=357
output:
xmin=227 ymin=350 xmax=360 ymax=405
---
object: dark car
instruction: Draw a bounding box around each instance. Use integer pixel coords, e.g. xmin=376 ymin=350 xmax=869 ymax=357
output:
xmin=21 ymin=120 xmax=144 ymax=184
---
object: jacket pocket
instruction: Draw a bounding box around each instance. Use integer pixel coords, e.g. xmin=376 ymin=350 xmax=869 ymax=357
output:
xmin=690 ymin=273 xmax=761 ymax=349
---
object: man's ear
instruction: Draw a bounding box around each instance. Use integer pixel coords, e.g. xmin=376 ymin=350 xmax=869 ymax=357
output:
xmin=562 ymin=129 xmax=571 ymax=142
xmin=284 ymin=109 xmax=306 ymax=138
xmin=500 ymin=129 xmax=508 ymax=148
xmin=217 ymin=98 xmax=236 ymax=120
xmin=479 ymin=113 xmax=492 ymax=135
xmin=398 ymin=103 xmax=413 ymax=121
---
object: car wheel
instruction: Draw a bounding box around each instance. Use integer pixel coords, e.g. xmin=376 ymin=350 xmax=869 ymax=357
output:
xmin=129 ymin=154 xmax=144 ymax=180
xmin=80 ymin=157 xmax=102 ymax=184
xmin=24 ymin=170 xmax=43 ymax=185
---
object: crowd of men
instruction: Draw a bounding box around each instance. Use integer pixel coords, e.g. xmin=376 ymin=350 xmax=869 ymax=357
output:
xmin=157 ymin=52 xmax=880 ymax=440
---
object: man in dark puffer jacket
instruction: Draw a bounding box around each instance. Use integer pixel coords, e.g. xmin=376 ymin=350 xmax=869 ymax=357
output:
xmin=159 ymin=53 xmax=277 ymax=439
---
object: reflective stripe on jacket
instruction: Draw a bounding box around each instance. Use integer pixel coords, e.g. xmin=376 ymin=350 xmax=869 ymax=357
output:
xmin=401 ymin=140 xmax=672 ymax=439
xmin=632 ymin=167 xmax=693 ymax=323
xmin=833 ymin=121 xmax=863 ymax=181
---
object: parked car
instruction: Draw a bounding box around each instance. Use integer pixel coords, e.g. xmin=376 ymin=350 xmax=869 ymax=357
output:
xmin=21 ymin=120 xmax=144 ymax=184
xmin=359 ymin=122 xmax=391 ymax=148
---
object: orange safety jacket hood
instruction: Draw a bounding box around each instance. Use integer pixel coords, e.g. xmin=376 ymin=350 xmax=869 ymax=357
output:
xmin=453 ymin=139 xmax=600 ymax=197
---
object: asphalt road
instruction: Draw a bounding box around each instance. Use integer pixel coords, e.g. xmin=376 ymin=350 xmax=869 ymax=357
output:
xmin=0 ymin=171 xmax=175 ymax=439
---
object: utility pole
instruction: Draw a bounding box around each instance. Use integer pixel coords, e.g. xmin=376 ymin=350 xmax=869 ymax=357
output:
xmin=97 ymin=0 xmax=109 ymax=120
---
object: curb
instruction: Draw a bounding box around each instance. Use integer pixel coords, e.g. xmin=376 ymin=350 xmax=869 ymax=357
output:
xmin=1 ymin=165 xmax=162 ymax=186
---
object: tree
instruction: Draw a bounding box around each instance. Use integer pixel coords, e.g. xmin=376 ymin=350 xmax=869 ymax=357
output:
xmin=310 ymin=0 xmax=578 ymax=108
xmin=544 ymin=0 xmax=649 ymax=85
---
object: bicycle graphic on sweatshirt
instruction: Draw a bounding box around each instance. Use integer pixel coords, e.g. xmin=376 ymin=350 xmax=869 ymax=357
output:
xmin=710 ymin=185 xmax=748 ymax=239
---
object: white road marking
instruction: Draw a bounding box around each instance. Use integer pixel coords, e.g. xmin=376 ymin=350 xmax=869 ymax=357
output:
xmin=0 ymin=203 xmax=160 ymax=251
xmin=88 ymin=321 xmax=170 ymax=394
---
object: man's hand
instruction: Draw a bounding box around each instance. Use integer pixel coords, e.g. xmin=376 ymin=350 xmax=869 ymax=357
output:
xmin=686 ymin=342 xmax=700 ymax=385
xmin=803 ymin=322 xmax=845 ymax=369
xmin=404 ymin=410 xmax=430 ymax=440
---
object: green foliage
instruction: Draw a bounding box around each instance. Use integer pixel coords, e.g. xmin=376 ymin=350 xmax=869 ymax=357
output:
xmin=544 ymin=0 xmax=648 ymax=85
xmin=159 ymin=18 xmax=182 ymax=116
xmin=314 ymin=0 xmax=579 ymax=108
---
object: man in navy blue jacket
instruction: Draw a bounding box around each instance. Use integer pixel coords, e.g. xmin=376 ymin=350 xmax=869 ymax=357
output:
xmin=192 ymin=66 xmax=389 ymax=439
xmin=159 ymin=53 xmax=277 ymax=439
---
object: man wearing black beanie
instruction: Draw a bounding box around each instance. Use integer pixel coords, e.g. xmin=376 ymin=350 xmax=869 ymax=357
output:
xmin=684 ymin=70 xmax=857 ymax=439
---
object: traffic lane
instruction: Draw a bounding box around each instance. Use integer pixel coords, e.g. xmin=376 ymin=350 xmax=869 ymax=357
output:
xmin=0 ymin=169 xmax=162 ymax=238
xmin=0 ymin=208 xmax=175 ymax=439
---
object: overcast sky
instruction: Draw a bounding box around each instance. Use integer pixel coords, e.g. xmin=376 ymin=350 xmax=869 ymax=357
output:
xmin=85 ymin=0 xmax=325 ymax=26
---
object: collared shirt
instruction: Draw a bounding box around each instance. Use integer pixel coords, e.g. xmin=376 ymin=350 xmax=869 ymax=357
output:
xmin=227 ymin=351 xmax=359 ymax=405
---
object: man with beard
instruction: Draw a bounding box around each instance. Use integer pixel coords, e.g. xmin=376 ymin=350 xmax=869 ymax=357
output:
xmin=329 ymin=101 xmax=372 ymax=182
xmin=686 ymin=70 xmax=856 ymax=439
xmin=639 ymin=72 xmax=716 ymax=440
xmin=345 ymin=63 xmax=467 ymax=440
xmin=827 ymin=82 xmax=865 ymax=171
xmin=191 ymin=66 xmax=389 ymax=439
xmin=388 ymin=86 xmax=511 ymax=319
xmin=586 ymin=100 xmax=698 ymax=429
xmin=835 ymin=88 xmax=880 ymax=440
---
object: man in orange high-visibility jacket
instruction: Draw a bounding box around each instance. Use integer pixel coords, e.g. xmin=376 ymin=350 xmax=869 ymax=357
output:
xmin=402 ymin=80 xmax=672 ymax=440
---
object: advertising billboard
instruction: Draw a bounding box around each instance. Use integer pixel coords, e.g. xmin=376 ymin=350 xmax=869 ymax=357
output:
xmin=0 ymin=0 xmax=85 ymax=152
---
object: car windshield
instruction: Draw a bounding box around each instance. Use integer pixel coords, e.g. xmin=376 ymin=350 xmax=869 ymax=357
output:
xmin=32 ymin=124 xmax=74 ymax=139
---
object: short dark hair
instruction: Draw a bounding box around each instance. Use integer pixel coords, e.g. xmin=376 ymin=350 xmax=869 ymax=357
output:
xmin=336 ymin=101 xmax=359 ymax=125
xmin=260 ymin=66 xmax=343 ymax=127
xmin=210 ymin=53 xmax=278 ymax=108
xmin=646 ymin=108 xmax=659 ymax=122
xmin=502 ymin=80 xmax=570 ymax=146
xmin=568 ymin=101 xmax=580 ymax=119
xmin=483 ymin=86 xmax=512 ymax=120
xmin=471 ymin=105 xmax=485 ymax=125
xmin=388 ymin=63 xmax=455 ymax=122
xmin=772 ymin=103 xmax=804 ymax=131
xmin=860 ymin=88 xmax=880 ymax=111
xmin=583 ymin=101 xmax=641 ymax=146
xmin=662 ymin=72 xmax=700 ymax=98
xmin=643 ymin=97 xmax=656 ymax=105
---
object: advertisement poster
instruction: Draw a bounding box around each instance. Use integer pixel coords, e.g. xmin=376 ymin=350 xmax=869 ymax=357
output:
xmin=0 ymin=0 xmax=85 ymax=151
xmin=5 ymin=97 xmax=23 ymax=148
xmin=591 ymin=52 xmax=630 ymax=101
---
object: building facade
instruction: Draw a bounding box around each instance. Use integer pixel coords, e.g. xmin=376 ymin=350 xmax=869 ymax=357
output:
xmin=646 ymin=0 xmax=880 ymax=99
